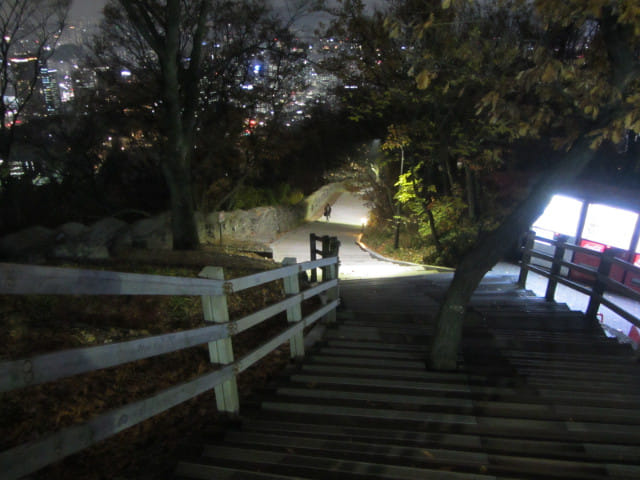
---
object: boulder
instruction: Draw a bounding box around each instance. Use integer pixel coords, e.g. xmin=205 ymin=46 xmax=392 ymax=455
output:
xmin=130 ymin=213 xmax=172 ymax=249
xmin=55 ymin=222 xmax=88 ymax=242
xmin=51 ymin=242 xmax=110 ymax=260
xmin=51 ymin=217 xmax=130 ymax=260
xmin=0 ymin=226 xmax=56 ymax=261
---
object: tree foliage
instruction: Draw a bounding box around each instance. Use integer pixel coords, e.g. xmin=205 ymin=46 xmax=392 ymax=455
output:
xmin=330 ymin=0 xmax=640 ymax=369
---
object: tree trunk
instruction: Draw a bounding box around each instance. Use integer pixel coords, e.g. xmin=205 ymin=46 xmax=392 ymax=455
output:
xmin=162 ymin=155 xmax=199 ymax=250
xmin=426 ymin=208 xmax=443 ymax=254
xmin=465 ymin=164 xmax=477 ymax=221
xmin=429 ymin=136 xmax=597 ymax=370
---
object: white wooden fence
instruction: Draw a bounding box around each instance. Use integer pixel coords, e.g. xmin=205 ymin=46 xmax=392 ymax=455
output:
xmin=0 ymin=254 xmax=340 ymax=480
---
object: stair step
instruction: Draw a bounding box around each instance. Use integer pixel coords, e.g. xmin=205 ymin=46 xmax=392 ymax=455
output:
xmin=222 ymin=431 xmax=490 ymax=467
xmin=220 ymin=431 xmax=634 ymax=479
xmin=198 ymin=445 xmax=494 ymax=480
xmin=317 ymin=347 xmax=426 ymax=359
xmin=273 ymin=387 xmax=640 ymax=424
xmin=326 ymin=340 xmax=427 ymax=352
xmin=242 ymin=418 xmax=640 ymax=463
xmin=176 ymin=462 xmax=307 ymax=479
xmin=261 ymin=401 xmax=479 ymax=425
xmin=308 ymin=355 xmax=425 ymax=369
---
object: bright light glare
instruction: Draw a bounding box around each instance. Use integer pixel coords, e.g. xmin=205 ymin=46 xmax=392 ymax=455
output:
xmin=533 ymin=194 xmax=583 ymax=239
xmin=583 ymin=203 xmax=638 ymax=249
xmin=361 ymin=217 xmax=368 ymax=226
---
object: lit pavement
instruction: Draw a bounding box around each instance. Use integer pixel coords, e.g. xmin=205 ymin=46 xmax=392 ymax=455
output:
xmin=269 ymin=191 xmax=428 ymax=279
xmin=270 ymin=191 xmax=639 ymax=343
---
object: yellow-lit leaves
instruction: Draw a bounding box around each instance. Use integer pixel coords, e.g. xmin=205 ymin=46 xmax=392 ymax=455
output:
xmin=416 ymin=69 xmax=437 ymax=89
xmin=442 ymin=0 xmax=452 ymax=9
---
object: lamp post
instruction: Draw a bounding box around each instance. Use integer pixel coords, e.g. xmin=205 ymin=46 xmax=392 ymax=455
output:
xmin=394 ymin=145 xmax=404 ymax=249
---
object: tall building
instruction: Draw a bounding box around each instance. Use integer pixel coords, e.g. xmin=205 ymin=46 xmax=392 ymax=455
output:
xmin=40 ymin=66 xmax=61 ymax=113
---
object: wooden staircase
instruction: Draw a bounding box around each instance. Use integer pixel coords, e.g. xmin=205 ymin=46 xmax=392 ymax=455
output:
xmin=175 ymin=273 xmax=640 ymax=479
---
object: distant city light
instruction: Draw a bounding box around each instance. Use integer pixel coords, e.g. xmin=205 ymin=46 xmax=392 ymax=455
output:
xmin=121 ymin=69 xmax=132 ymax=77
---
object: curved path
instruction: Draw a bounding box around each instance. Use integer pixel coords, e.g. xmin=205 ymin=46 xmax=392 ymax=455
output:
xmin=270 ymin=191 xmax=427 ymax=279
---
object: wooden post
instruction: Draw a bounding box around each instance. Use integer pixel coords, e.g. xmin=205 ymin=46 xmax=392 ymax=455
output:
xmin=324 ymin=237 xmax=340 ymax=323
xmin=585 ymin=248 xmax=616 ymax=323
xmin=309 ymin=233 xmax=317 ymax=282
xmin=545 ymin=234 xmax=568 ymax=301
xmin=199 ymin=266 xmax=239 ymax=414
xmin=518 ymin=230 xmax=536 ymax=288
xmin=282 ymin=258 xmax=304 ymax=359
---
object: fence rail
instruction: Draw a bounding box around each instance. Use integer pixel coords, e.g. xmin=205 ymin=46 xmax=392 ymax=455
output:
xmin=519 ymin=231 xmax=640 ymax=330
xmin=0 ymin=241 xmax=340 ymax=480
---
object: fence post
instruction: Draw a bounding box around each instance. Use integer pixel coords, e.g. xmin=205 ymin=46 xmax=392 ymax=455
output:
xmin=518 ymin=230 xmax=536 ymax=288
xmin=309 ymin=233 xmax=318 ymax=282
xmin=585 ymin=248 xmax=616 ymax=324
xmin=282 ymin=258 xmax=305 ymax=359
xmin=545 ymin=234 xmax=568 ymax=301
xmin=199 ymin=266 xmax=239 ymax=414
xmin=323 ymin=237 xmax=340 ymax=323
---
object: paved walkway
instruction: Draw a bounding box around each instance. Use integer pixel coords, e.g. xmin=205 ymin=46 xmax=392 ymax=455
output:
xmin=270 ymin=191 xmax=427 ymax=279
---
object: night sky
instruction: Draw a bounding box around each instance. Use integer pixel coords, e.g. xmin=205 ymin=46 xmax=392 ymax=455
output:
xmin=69 ymin=0 xmax=388 ymax=23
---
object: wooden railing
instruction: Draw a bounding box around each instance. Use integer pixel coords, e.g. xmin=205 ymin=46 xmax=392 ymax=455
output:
xmin=0 ymin=251 xmax=340 ymax=480
xmin=518 ymin=231 xmax=640 ymax=330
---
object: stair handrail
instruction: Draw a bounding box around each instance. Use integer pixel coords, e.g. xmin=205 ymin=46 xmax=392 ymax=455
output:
xmin=518 ymin=231 xmax=640 ymax=330
xmin=0 ymin=254 xmax=340 ymax=480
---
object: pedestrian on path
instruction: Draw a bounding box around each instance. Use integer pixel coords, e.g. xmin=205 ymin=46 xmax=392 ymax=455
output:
xmin=324 ymin=203 xmax=332 ymax=222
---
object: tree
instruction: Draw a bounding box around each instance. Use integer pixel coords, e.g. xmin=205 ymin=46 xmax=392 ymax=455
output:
xmin=425 ymin=0 xmax=640 ymax=370
xmin=324 ymin=0 xmax=513 ymax=263
xmin=98 ymin=0 xmax=321 ymax=249
xmin=332 ymin=0 xmax=640 ymax=369
xmin=0 ymin=0 xmax=70 ymax=185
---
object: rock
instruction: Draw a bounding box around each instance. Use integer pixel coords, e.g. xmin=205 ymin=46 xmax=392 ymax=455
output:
xmin=85 ymin=217 xmax=130 ymax=245
xmin=51 ymin=242 xmax=110 ymax=260
xmin=55 ymin=222 xmax=88 ymax=242
xmin=0 ymin=226 xmax=56 ymax=261
xmin=51 ymin=218 xmax=129 ymax=260
xmin=130 ymin=213 xmax=171 ymax=249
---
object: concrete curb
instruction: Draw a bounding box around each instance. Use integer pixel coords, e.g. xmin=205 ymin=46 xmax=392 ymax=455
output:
xmin=355 ymin=234 xmax=455 ymax=273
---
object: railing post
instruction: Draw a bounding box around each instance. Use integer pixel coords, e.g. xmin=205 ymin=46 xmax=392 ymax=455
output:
xmin=545 ymin=234 xmax=568 ymax=301
xmin=309 ymin=233 xmax=318 ymax=282
xmin=518 ymin=230 xmax=536 ymax=288
xmin=322 ymin=236 xmax=340 ymax=323
xmin=199 ymin=266 xmax=239 ymax=414
xmin=282 ymin=258 xmax=305 ymax=359
xmin=585 ymin=248 xmax=616 ymax=324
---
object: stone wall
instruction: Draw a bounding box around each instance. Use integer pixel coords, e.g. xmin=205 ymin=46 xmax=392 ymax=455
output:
xmin=0 ymin=183 xmax=345 ymax=262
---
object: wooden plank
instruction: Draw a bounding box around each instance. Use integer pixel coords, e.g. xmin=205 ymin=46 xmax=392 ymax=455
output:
xmin=261 ymin=402 xmax=479 ymax=425
xmin=289 ymin=374 xmax=473 ymax=394
xmin=233 ymin=280 xmax=337 ymax=335
xmin=0 ymin=365 xmax=235 ymax=480
xmin=598 ymin=296 xmax=640 ymax=329
xmin=201 ymin=445 xmax=494 ymax=480
xmin=176 ymin=463 xmax=308 ymax=480
xmin=0 ymin=262 xmax=224 ymax=296
xmin=222 ymin=431 xmax=491 ymax=466
xmin=235 ymin=301 xmax=338 ymax=373
xmin=228 ymin=257 xmax=337 ymax=293
xmin=0 ymin=323 xmax=229 ymax=393
xmin=276 ymin=387 xmax=475 ymax=409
